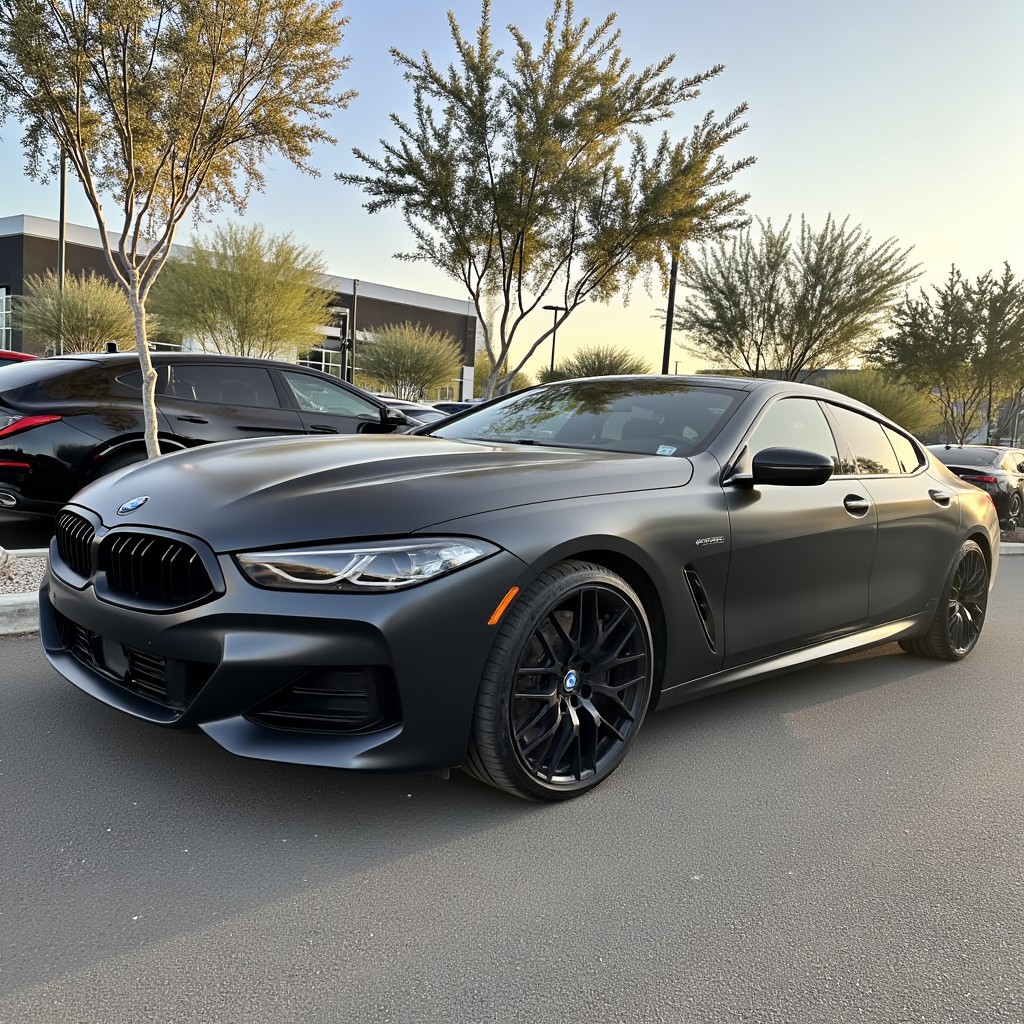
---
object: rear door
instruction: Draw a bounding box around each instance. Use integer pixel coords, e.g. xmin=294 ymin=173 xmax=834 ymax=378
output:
xmin=828 ymin=405 xmax=961 ymax=622
xmin=157 ymin=362 xmax=303 ymax=444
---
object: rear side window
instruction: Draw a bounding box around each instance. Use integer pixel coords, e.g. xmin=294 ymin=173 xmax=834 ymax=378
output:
xmin=165 ymin=364 xmax=281 ymax=408
xmin=0 ymin=358 xmax=96 ymax=398
xmin=829 ymin=405 xmax=900 ymax=475
xmin=883 ymin=426 xmax=924 ymax=474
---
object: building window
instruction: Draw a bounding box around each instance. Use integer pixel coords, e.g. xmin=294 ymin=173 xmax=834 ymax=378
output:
xmin=0 ymin=287 xmax=11 ymax=351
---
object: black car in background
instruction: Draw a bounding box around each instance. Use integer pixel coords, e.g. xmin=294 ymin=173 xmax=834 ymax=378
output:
xmin=928 ymin=444 xmax=1024 ymax=529
xmin=0 ymin=353 xmax=410 ymax=517
xmin=40 ymin=375 xmax=998 ymax=801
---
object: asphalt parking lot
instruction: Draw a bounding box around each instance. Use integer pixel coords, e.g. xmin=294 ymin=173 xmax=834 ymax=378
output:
xmin=1 ymin=560 xmax=1022 ymax=1023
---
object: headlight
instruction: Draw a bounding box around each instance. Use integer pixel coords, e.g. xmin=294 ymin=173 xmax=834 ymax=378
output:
xmin=235 ymin=537 xmax=500 ymax=592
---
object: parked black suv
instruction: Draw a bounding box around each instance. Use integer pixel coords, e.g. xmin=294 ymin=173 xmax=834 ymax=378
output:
xmin=0 ymin=352 xmax=411 ymax=517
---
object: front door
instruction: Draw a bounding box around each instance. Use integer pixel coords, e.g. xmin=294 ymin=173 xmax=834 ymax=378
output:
xmin=723 ymin=397 xmax=877 ymax=667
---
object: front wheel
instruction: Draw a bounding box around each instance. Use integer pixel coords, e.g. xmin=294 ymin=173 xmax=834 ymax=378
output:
xmin=899 ymin=539 xmax=989 ymax=660
xmin=464 ymin=560 xmax=654 ymax=801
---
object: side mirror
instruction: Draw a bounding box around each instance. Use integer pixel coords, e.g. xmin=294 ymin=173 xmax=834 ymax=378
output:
xmin=382 ymin=407 xmax=409 ymax=426
xmin=749 ymin=447 xmax=835 ymax=486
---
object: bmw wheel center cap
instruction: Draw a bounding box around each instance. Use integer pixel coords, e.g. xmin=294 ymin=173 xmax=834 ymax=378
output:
xmin=562 ymin=669 xmax=578 ymax=693
xmin=117 ymin=495 xmax=149 ymax=515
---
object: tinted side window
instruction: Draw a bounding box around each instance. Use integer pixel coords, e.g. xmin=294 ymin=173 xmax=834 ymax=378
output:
xmin=829 ymin=406 xmax=900 ymax=475
xmin=883 ymin=426 xmax=924 ymax=474
xmin=166 ymin=364 xmax=281 ymax=407
xmin=747 ymin=398 xmax=840 ymax=469
xmin=280 ymin=371 xmax=381 ymax=417
xmin=116 ymin=366 xmax=170 ymax=396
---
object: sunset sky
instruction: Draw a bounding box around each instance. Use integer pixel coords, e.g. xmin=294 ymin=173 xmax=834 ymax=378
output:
xmin=2 ymin=0 xmax=1021 ymax=375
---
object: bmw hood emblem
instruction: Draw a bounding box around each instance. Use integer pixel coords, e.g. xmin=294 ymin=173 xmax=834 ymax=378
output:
xmin=117 ymin=495 xmax=149 ymax=515
xmin=562 ymin=669 xmax=578 ymax=692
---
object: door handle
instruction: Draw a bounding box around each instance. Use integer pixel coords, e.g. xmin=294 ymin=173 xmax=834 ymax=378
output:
xmin=176 ymin=415 xmax=208 ymax=423
xmin=843 ymin=495 xmax=871 ymax=516
xmin=309 ymin=425 xmax=340 ymax=434
xmin=929 ymin=489 xmax=952 ymax=507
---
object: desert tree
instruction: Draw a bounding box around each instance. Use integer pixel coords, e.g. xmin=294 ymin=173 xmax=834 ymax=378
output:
xmin=356 ymin=321 xmax=463 ymax=400
xmin=0 ymin=0 xmax=353 ymax=456
xmin=822 ymin=369 xmax=941 ymax=438
xmin=538 ymin=344 xmax=651 ymax=383
xmin=675 ymin=215 xmax=921 ymax=380
xmin=149 ymin=223 xmax=332 ymax=360
xmin=471 ymin=348 xmax=531 ymax=398
xmin=15 ymin=270 xmax=138 ymax=354
xmin=338 ymin=0 xmax=752 ymax=398
xmin=871 ymin=264 xmax=1024 ymax=443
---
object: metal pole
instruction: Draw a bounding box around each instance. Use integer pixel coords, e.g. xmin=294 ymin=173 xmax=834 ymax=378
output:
xmin=349 ymin=279 xmax=359 ymax=384
xmin=661 ymin=250 xmax=679 ymax=375
xmin=542 ymin=304 xmax=566 ymax=373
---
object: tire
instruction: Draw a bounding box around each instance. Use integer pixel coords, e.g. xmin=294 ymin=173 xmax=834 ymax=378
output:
xmin=899 ymin=539 xmax=989 ymax=661
xmin=464 ymin=560 xmax=654 ymax=801
xmin=94 ymin=451 xmax=147 ymax=477
xmin=1007 ymin=492 xmax=1022 ymax=531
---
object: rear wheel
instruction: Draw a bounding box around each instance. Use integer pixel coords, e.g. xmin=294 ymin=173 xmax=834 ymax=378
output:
xmin=899 ymin=539 xmax=988 ymax=660
xmin=464 ymin=560 xmax=654 ymax=801
xmin=1007 ymin=492 xmax=1022 ymax=531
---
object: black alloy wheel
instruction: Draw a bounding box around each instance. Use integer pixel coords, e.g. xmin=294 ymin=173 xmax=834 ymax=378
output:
xmin=1007 ymin=492 xmax=1022 ymax=531
xmin=900 ymin=539 xmax=989 ymax=661
xmin=465 ymin=560 xmax=654 ymax=801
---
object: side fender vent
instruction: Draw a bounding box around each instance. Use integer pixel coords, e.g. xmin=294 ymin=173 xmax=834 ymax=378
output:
xmin=683 ymin=565 xmax=717 ymax=653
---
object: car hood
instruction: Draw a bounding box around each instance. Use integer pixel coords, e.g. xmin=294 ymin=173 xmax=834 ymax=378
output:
xmin=72 ymin=433 xmax=694 ymax=550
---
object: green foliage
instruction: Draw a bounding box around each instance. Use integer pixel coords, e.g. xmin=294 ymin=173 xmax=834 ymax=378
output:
xmin=338 ymin=0 xmax=752 ymax=397
xmin=871 ymin=264 xmax=1024 ymax=444
xmin=472 ymin=348 xmax=532 ymax=397
xmin=149 ymin=223 xmax=331 ymax=359
xmin=676 ymin=215 xmax=921 ymax=380
xmin=15 ymin=270 xmax=138 ymax=354
xmin=358 ymin=322 xmax=464 ymax=401
xmin=823 ymin=370 xmax=941 ymax=438
xmin=0 ymin=0 xmax=353 ymax=455
xmin=538 ymin=345 xmax=652 ymax=383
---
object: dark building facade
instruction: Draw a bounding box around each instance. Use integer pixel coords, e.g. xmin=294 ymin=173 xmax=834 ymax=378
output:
xmin=0 ymin=215 xmax=478 ymax=385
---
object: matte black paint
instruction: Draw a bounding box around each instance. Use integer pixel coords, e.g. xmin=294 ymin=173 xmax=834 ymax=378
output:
xmin=39 ymin=375 xmax=1000 ymax=777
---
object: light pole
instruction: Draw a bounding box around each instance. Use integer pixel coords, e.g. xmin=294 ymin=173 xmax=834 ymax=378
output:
xmin=542 ymin=304 xmax=567 ymax=373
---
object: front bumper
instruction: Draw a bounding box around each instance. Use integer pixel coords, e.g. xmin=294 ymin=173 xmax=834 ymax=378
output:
xmin=40 ymin=534 xmax=533 ymax=773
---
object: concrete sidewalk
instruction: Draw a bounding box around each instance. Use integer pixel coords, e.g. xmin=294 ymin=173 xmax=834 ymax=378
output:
xmin=4 ymin=542 xmax=1024 ymax=636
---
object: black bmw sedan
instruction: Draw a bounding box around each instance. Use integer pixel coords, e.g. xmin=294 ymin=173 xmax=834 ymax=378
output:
xmin=928 ymin=444 xmax=1024 ymax=530
xmin=0 ymin=352 xmax=410 ymax=517
xmin=39 ymin=375 xmax=999 ymax=801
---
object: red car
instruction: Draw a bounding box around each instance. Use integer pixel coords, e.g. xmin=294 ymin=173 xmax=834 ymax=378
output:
xmin=0 ymin=351 xmax=37 ymax=363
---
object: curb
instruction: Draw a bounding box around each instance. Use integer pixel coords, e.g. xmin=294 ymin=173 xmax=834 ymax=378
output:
xmin=4 ymin=544 xmax=1024 ymax=637
xmin=1 ymin=548 xmax=47 ymax=636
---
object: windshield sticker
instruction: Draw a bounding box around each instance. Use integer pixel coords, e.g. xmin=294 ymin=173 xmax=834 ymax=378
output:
xmin=656 ymin=445 xmax=677 ymax=456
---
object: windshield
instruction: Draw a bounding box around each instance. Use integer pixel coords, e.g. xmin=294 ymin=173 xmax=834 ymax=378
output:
xmin=428 ymin=378 xmax=743 ymax=456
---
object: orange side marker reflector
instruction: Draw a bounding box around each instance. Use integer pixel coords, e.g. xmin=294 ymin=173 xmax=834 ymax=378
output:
xmin=488 ymin=586 xmax=520 ymax=626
